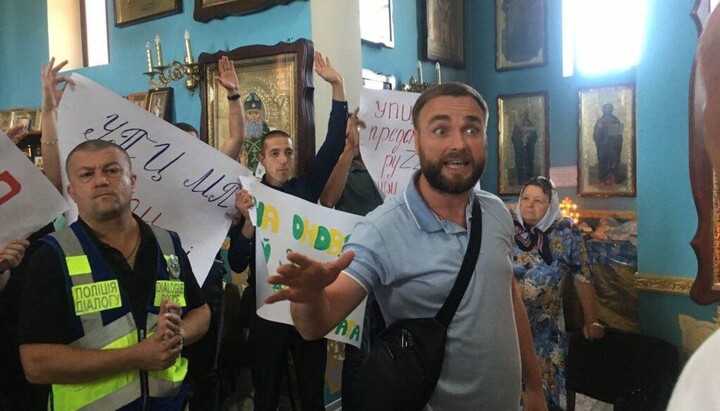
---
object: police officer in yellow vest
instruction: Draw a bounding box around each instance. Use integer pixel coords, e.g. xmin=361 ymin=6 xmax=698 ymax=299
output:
xmin=18 ymin=140 xmax=211 ymax=410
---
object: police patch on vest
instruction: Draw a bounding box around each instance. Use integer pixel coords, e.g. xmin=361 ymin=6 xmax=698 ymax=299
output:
xmin=154 ymin=280 xmax=187 ymax=307
xmin=166 ymin=255 xmax=180 ymax=279
xmin=72 ymin=280 xmax=122 ymax=316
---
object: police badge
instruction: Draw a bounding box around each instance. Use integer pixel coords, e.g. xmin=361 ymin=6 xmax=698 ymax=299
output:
xmin=167 ymin=255 xmax=181 ymax=279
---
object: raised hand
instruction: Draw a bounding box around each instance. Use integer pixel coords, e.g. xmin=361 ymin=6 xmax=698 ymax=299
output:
xmin=0 ymin=239 xmax=31 ymax=272
xmin=313 ymin=51 xmax=343 ymax=86
xmin=217 ymin=56 xmax=239 ymax=94
xmin=6 ymin=124 xmax=29 ymax=145
xmin=265 ymin=250 xmax=354 ymax=304
xmin=345 ymin=107 xmax=366 ymax=158
xmin=42 ymin=57 xmax=75 ymax=112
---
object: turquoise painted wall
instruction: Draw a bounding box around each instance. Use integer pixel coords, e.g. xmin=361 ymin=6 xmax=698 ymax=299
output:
xmin=467 ymin=0 xmax=717 ymax=345
xmin=0 ymin=0 xmax=311 ymax=131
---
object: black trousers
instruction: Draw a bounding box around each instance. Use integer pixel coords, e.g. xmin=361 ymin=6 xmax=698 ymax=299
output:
xmin=249 ymin=314 xmax=327 ymax=411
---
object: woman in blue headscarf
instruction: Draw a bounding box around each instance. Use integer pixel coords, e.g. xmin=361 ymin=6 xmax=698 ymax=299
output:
xmin=512 ymin=176 xmax=604 ymax=410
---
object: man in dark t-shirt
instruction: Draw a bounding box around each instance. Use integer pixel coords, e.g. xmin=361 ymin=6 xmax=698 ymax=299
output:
xmin=19 ymin=140 xmax=210 ymax=411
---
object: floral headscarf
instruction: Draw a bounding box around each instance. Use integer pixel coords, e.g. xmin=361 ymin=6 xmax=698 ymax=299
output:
xmin=513 ymin=178 xmax=562 ymax=264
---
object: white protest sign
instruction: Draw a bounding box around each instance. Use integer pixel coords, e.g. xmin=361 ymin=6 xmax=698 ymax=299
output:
xmin=359 ymin=88 xmax=420 ymax=197
xmin=0 ymin=133 xmax=69 ymax=247
xmin=58 ymin=74 xmax=253 ymax=285
xmin=241 ymin=176 xmax=367 ymax=347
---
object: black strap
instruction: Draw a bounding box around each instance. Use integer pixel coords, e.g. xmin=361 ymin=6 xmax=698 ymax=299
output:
xmin=435 ymin=198 xmax=482 ymax=327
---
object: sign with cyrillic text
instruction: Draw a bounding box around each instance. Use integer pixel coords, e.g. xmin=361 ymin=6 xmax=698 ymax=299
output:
xmin=359 ymin=88 xmax=420 ymax=197
xmin=241 ymin=176 xmax=367 ymax=347
xmin=58 ymin=74 xmax=253 ymax=285
xmin=0 ymin=132 xmax=69 ymax=248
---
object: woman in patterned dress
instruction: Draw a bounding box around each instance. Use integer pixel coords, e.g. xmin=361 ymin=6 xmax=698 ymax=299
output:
xmin=512 ymin=177 xmax=605 ymax=410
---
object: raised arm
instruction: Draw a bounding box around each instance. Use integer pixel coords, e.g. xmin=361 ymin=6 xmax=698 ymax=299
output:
xmin=314 ymin=50 xmax=345 ymax=102
xmin=265 ymin=251 xmax=366 ymax=340
xmin=319 ymin=108 xmax=364 ymax=208
xmin=40 ymin=58 xmax=75 ymax=192
xmin=217 ymin=56 xmax=246 ymax=160
xmin=292 ymin=51 xmax=348 ymax=202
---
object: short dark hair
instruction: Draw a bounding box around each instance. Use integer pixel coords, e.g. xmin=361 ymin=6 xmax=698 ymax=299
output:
xmin=174 ymin=122 xmax=198 ymax=135
xmin=411 ymin=82 xmax=488 ymax=129
xmin=521 ymin=176 xmax=554 ymax=199
xmin=66 ymin=140 xmax=131 ymax=175
xmin=260 ymin=130 xmax=291 ymax=153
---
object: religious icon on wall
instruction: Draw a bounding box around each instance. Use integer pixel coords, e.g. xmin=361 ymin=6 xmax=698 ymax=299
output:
xmin=497 ymin=91 xmax=550 ymax=196
xmin=578 ymin=85 xmax=636 ymax=197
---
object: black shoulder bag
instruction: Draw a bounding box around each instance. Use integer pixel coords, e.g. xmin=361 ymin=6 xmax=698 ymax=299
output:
xmin=357 ymin=199 xmax=483 ymax=411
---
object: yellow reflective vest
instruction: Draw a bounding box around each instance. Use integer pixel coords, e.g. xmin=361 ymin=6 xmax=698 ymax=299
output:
xmin=45 ymin=223 xmax=189 ymax=411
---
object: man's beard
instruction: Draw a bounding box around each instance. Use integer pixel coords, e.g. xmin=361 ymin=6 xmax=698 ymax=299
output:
xmin=419 ymin=147 xmax=484 ymax=194
xmin=246 ymin=120 xmax=265 ymax=138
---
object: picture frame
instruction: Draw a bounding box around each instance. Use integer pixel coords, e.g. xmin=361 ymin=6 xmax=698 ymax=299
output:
xmin=113 ymin=0 xmax=182 ymax=27
xmin=497 ymin=91 xmax=550 ymax=196
xmin=362 ymin=68 xmax=397 ymax=90
xmin=495 ymin=0 xmax=547 ymax=71
xmin=423 ymin=0 xmax=465 ymax=68
xmin=193 ymin=0 xmax=296 ymax=23
xmin=9 ymin=109 xmax=33 ymax=131
xmin=147 ymin=88 xmax=174 ymax=122
xmin=360 ymin=0 xmax=394 ymax=48
xmin=32 ymin=109 xmax=43 ymax=132
xmin=0 ymin=110 xmax=12 ymax=131
xmin=127 ymin=92 xmax=149 ymax=110
xmin=198 ymin=39 xmax=315 ymax=176
xmin=577 ymin=85 xmax=636 ymax=197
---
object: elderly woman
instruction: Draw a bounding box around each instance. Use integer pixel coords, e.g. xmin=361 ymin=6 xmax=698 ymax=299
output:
xmin=512 ymin=177 xmax=604 ymax=410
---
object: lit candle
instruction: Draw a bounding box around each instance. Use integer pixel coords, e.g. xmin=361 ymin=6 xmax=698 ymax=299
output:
xmin=146 ymin=42 xmax=153 ymax=72
xmin=417 ymin=61 xmax=423 ymax=84
xmin=184 ymin=30 xmax=194 ymax=64
xmin=155 ymin=34 xmax=163 ymax=67
xmin=435 ymin=62 xmax=442 ymax=84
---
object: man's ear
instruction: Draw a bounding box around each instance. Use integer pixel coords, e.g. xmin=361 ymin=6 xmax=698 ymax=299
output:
xmin=258 ymin=153 xmax=266 ymax=166
xmin=67 ymin=184 xmax=76 ymax=202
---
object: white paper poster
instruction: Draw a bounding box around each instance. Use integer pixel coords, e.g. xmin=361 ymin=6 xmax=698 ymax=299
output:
xmin=241 ymin=176 xmax=367 ymax=347
xmin=358 ymin=88 xmax=421 ymax=198
xmin=0 ymin=132 xmax=69 ymax=247
xmin=58 ymin=74 xmax=253 ymax=284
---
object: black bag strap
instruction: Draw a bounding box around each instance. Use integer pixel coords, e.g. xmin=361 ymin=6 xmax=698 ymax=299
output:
xmin=435 ymin=197 xmax=482 ymax=327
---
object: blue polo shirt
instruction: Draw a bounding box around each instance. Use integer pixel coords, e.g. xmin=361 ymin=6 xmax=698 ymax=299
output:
xmin=343 ymin=174 xmax=522 ymax=410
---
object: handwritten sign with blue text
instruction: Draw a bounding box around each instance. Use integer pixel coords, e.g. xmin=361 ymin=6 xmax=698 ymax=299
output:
xmin=58 ymin=74 xmax=253 ymax=284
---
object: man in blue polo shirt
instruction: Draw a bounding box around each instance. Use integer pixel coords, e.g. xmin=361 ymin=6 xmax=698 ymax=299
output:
xmin=264 ymin=82 xmax=547 ymax=410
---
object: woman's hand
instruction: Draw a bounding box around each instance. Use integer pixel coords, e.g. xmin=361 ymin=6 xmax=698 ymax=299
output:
xmin=583 ymin=322 xmax=606 ymax=341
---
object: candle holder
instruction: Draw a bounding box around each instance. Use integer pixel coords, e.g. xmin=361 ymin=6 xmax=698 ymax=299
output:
xmin=559 ymin=197 xmax=580 ymax=224
xmin=400 ymin=75 xmax=431 ymax=93
xmin=145 ymin=61 xmax=200 ymax=93
xmin=400 ymin=62 xmax=441 ymax=93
